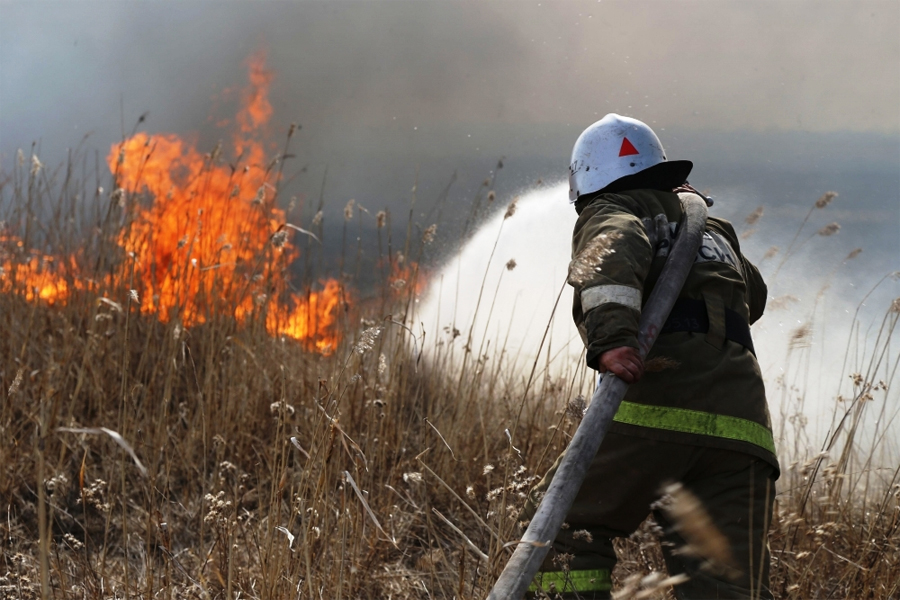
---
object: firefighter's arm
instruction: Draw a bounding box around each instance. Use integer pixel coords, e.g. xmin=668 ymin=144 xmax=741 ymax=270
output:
xmin=708 ymin=216 xmax=768 ymax=324
xmin=742 ymin=258 xmax=767 ymax=324
xmin=570 ymin=195 xmax=654 ymax=373
xmin=717 ymin=217 xmax=767 ymax=323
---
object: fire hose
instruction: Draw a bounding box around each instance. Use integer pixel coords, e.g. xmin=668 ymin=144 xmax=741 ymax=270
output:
xmin=488 ymin=192 xmax=710 ymax=600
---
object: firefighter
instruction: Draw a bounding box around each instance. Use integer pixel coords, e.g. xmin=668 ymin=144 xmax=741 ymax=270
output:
xmin=523 ymin=114 xmax=778 ymax=600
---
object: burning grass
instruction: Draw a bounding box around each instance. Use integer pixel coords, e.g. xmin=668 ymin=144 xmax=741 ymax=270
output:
xmin=3 ymin=51 xmax=343 ymax=354
xmin=2 ymin=60 xmax=899 ymax=600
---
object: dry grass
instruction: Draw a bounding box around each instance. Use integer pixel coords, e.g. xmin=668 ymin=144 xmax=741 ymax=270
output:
xmin=1 ymin=151 xmax=898 ymax=600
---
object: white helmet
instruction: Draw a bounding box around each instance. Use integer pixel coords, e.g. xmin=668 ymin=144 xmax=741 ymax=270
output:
xmin=568 ymin=114 xmax=692 ymax=202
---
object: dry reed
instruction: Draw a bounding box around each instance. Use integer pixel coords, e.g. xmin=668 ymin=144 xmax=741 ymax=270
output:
xmin=1 ymin=150 xmax=897 ymax=600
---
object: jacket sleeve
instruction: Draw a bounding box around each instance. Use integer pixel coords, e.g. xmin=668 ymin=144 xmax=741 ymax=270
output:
xmin=708 ymin=216 xmax=768 ymax=325
xmin=742 ymin=258 xmax=767 ymax=324
xmin=570 ymin=195 xmax=654 ymax=369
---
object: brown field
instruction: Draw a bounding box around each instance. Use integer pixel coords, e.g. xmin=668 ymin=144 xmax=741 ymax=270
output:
xmin=2 ymin=115 xmax=898 ymax=599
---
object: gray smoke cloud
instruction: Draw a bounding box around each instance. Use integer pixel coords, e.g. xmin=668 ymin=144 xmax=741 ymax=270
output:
xmin=1 ymin=1 xmax=897 ymax=275
xmin=2 ymin=1 xmax=897 ymax=157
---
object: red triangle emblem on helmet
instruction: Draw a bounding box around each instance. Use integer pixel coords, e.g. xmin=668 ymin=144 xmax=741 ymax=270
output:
xmin=619 ymin=137 xmax=640 ymax=157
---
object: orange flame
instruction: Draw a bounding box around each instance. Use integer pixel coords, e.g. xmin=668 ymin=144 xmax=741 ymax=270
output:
xmin=0 ymin=239 xmax=80 ymax=304
xmin=3 ymin=50 xmax=343 ymax=353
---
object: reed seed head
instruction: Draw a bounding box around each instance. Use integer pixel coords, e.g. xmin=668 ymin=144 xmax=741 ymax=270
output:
xmin=790 ymin=323 xmax=811 ymax=349
xmin=566 ymin=395 xmax=586 ymax=419
xmin=567 ymin=232 xmax=622 ymax=286
xmin=817 ymin=222 xmax=840 ymax=237
xmin=252 ymin=186 xmax=265 ymax=205
xmin=572 ymin=529 xmax=594 ymax=543
xmin=745 ymin=206 xmax=764 ymax=226
xmin=661 ymin=482 xmax=738 ymax=578
xmin=8 ymin=368 xmax=23 ymax=396
xmin=422 ymin=224 xmax=437 ymax=245
xmin=815 ymin=191 xmax=838 ymax=208
xmin=768 ymin=295 xmax=800 ymax=311
xmin=62 ymin=533 xmax=84 ymax=551
xmin=111 ymin=188 xmax=126 ymax=207
xmin=269 ymin=401 xmax=295 ymax=415
xmin=403 ymin=472 xmax=423 ymax=485
xmin=271 ymin=230 xmax=289 ymax=248
xmin=355 ymin=326 xmax=382 ymax=354
xmin=504 ymin=197 xmax=518 ymax=219
xmin=210 ymin=140 xmax=222 ymax=163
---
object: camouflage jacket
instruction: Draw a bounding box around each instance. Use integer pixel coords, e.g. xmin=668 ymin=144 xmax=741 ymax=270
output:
xmin=571 ymin=188 xmax=778 ymax=471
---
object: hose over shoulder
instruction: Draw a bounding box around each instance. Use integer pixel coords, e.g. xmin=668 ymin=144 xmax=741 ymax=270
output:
xmin=487 ymin=193 xmax=709 ymax=600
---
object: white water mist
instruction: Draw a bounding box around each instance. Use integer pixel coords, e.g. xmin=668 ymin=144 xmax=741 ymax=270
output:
xmin=418 ymin=183 xmax=583 ymax=380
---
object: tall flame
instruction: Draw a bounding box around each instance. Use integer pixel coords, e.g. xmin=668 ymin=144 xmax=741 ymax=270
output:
xmin=3 ymin=51 xmax=343 ymax=353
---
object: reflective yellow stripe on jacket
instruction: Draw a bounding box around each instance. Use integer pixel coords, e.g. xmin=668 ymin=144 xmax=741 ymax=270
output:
xmin=613 ymin=401 xmax=776 ymax=456
xmin=530 ymin=569 xmax=612 ymax=594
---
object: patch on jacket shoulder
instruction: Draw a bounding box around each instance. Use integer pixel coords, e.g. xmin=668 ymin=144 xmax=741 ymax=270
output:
xmin=652 ymin=220 xmax=739 ymax=270
xmin=694 ymin=231 xmax=739 ymax=268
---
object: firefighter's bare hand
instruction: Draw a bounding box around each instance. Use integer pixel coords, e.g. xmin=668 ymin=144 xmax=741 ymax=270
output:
xmin=598 ymin=347 xmax=644 ymax=383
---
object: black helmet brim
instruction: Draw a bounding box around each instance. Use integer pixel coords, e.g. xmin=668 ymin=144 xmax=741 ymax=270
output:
xmin=595 ymin=160 xmax=694 ymax=196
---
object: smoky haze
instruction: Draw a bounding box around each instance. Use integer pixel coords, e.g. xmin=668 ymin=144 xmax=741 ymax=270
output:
xmin=3 ymin=1 xmax=898 ymax=150
xmin=1 ymin=1 xmax=897 ymax=271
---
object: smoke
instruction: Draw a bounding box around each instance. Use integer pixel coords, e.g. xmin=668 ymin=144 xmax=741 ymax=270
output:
xmin=3 ymin=2 xmax=898 ymax=163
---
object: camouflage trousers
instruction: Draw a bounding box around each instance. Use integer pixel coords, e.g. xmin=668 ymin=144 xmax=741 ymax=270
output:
xmin=522 ymin=431 xmax=777 ymax=600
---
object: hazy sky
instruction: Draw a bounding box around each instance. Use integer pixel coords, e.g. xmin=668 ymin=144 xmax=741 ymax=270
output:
xmin=1 ymin=1 xmax=898 ymax=270
xmin=2 ymin=1 xmax=897 ymax=159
